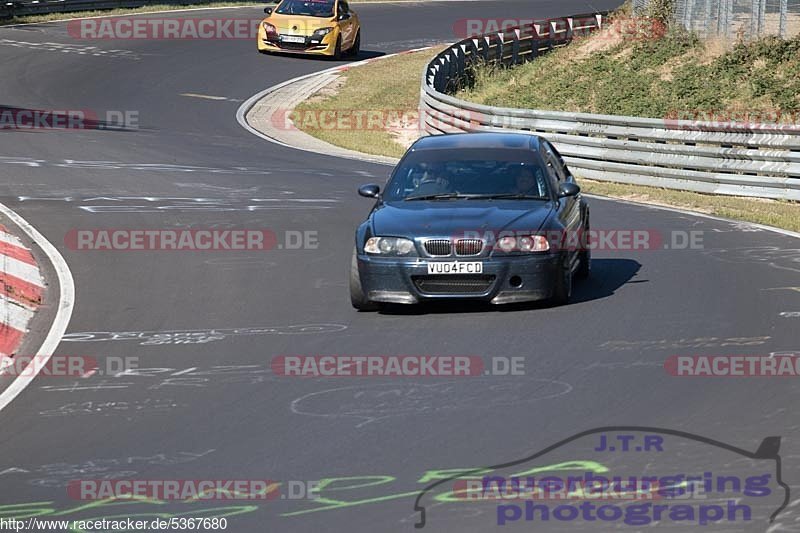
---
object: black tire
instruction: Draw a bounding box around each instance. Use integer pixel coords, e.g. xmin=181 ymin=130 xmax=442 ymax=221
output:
xmin=576 ymin=216 xmax=591 ymax=280
xmin=551 ymin=258 xmax=573 ymax=306
xmin=332 ymin=36 xmax=342 ymax=60
xmin=348 ymin=30 xmax=360 ymax=57
xmin=350 ymin=248 xmax=378 ymax=311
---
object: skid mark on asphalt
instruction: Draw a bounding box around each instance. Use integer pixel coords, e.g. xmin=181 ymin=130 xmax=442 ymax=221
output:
xmin=289 ymin=379 xmax=573 ymax=428
xmin=61 ymin=323 xmax=347 ymax=345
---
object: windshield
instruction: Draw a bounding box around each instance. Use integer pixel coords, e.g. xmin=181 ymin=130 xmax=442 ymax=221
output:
xmin=275 ymin=0 xmax=335 ymax=17
xmin=383 ymin=150 xmax=551 ymax=202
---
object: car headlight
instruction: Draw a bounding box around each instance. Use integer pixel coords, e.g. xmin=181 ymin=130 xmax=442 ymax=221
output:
xmin=313 ymin=27 xmax=334 ymax=36
xmin=364 ymin=237 xmax=416 ymax=256
xmin=496 ymin=235 xmax=550 ymax=253
xmin=263 ymin=22 xmax=277 ymax=34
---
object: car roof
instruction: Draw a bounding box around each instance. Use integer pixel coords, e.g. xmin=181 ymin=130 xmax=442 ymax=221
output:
xmin=409 ymin=132 xmax=542 ymax=152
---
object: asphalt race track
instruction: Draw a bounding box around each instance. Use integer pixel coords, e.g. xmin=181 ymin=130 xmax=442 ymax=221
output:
xmin=1 ymin=1 xmax=800 ymax=531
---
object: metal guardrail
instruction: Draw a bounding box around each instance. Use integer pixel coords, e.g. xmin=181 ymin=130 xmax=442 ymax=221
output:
xmin=419 ymin=13 xmax=800 ymax=201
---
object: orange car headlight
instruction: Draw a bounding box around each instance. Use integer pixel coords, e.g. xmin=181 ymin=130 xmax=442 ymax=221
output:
xmin=262 ymin=22 xmax=277 ymax=34
xmin=312 ymin=27 xmax=334 ymax=37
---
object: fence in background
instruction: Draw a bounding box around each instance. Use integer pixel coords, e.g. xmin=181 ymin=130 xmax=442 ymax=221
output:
xmin=632 ymin=0 xmax=800 ymax=38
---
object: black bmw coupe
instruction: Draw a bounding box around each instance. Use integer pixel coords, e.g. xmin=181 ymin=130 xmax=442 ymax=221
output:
xmin=350 ymin=132 xmax=590 ymax=310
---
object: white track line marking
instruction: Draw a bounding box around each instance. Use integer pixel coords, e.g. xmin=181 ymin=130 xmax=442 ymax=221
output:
xmin=235 ymin=46 xmax=435 ymax=160
xmin=180 ymin=93 xmax=241 ymax=102
xmin=0 ymin=203 xmax=75 ymax=413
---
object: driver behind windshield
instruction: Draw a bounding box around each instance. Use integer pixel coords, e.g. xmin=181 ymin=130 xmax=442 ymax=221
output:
xmin=276 ymin=0 xmax=334 ymax=17
xmin=412 ymin=163 xmax=451 ymax=195
xmin=513 ymin=164 xmax=546 ymax=197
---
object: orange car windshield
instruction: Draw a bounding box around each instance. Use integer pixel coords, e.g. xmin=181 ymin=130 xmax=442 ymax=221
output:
xmin=275 ymin=0 xmax=335 ymax=18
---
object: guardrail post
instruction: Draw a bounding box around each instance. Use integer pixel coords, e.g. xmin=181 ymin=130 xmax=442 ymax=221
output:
xmin=478 ymin=36 xmax=490 ymax=61
xmin=465 ymin=39 xmax=479 ymax=72
xmin=494 ymin=33 xmax=504 ymax=63
xmin=445 ymin=46 xmax=465 ymax=91
xmin=510 ymin=29 xmax=521 ymax=64
xmin=432 ymin=61 xmax=444 ymax=92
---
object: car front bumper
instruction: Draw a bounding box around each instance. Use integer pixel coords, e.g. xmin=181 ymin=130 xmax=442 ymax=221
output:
xmin=357 ymin=253 xmax=563 ymax=305
xmin=257 ymin=28 xmax=337 ymax=56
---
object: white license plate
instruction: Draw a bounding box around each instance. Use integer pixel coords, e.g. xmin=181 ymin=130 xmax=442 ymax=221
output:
xmin=280 ymin=35 xmax=306 ymax=43
xmin=427 ymin=262 xmax=483 ymax=275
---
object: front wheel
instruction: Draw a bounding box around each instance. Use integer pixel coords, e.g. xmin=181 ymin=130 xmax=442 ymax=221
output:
xmin=331 ymin=36 xmax=342 ymax=60
xmin=576 ymin=217 xmax=591 ymax=279
xmin=350 ymin=248 xmax=378 ymax=311
xmin=551 ymin=259 xmax=573 ymax=306
xmin=348 ymin=30 xmax=361 ymax=57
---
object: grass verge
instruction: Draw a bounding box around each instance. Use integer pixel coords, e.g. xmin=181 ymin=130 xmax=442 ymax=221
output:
xmin=293 ymin=47 xmax=441 ymax=159
xmin=462 ymin=21 xmax=800 ymax=119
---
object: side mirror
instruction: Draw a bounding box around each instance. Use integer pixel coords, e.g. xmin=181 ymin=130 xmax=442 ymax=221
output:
xmin=557 ymin=182 xmax=580 ymax=198
xmin=358 ymin=184 xmax=381 ymax=198
xmin=337 ymin=12 xmax=351 ymax=21
xmin=263 ymin=7 xmax=272 ymax=14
